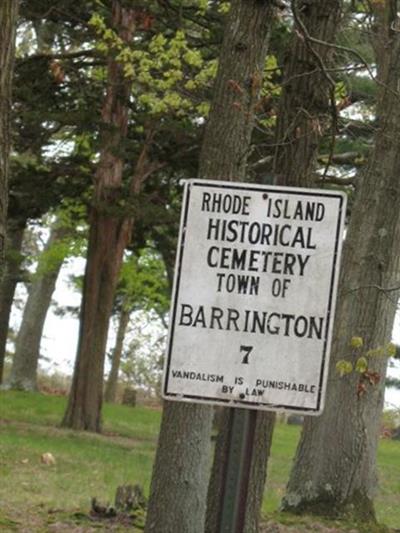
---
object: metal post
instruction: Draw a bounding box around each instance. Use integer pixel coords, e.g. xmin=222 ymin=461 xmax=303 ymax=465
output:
xmin=219 ymin=408 xmax=257 ymax=533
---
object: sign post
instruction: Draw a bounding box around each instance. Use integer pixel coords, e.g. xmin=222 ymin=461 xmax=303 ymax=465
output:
xmin=218 ymin=408 xmax=257 ymax=532
xmin=162 ymin=179 xmax=347 ymax=530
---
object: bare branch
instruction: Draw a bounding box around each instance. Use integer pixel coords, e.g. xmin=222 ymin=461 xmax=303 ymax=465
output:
xmin=345 ymin=284 xmax=400 ymax=306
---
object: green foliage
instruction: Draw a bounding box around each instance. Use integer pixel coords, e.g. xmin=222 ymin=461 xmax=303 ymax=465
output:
xmin=336 ymin=337 xmax=397 ymax=396
xmin=90 ymin=11 xmax=217 ymax=118
xmin=336 ymin=359 xmax=354 ymax=377
xmin=31 ymin=204 xmax=88 ymax=279
xmin=116 ymin=247 xmax=169 ymax=317
xmin=119 ymin=311 xmax=166 ymax=395
xmin=335 ymin=80 xmax=347 ymax=102
xmin=344 ymin=74 xmax=378 ymax=103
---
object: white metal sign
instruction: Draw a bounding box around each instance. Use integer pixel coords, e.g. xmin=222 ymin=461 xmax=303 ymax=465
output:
xmin=163 ymin=180 xmax=347 ymax=414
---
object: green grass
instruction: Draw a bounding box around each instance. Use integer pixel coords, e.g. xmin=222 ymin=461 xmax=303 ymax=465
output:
xmin=0 ymin=391 xmax=160 ymax=531
xmin=0 ymin=390 xmax=161 ymax=440
xmin=0 ymin=391 xmax=399 ymax=531
xmin=263 ymin=422 xmax=400 ymax=529
xmin=263 ymin=423 xmax=301 ymax=513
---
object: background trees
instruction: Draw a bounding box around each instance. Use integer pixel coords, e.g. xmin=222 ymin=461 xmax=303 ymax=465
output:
xmin=0 ymin=0 xmax=19 ymax=380
xmin=282 ymin=0 xmax=400 ymax=519
xmin=1 ymin=0 xmax=400 ymax=530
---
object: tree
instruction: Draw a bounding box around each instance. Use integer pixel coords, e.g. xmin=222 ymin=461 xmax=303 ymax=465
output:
xmin=0 ymin=0 xmax=18 ymax=325
xmin=7 ymin=218 xmax=74 ymax=390
xmin=0 ymin=1 xmax=98 ymax=381
xmin=0 ymin=217 xmax=25 ymax=382
xmin=145 ymin=2 xmax=277 ymax=532
xmin=105 ymin=249 xmax=169 ymax=403
xmin=206 ymin=2 xmax=343 ymax=531
xmin=282 ymin=1 xmax=400 ymax=520
xmin=104 ymin=301 xmax=131 ymax=403
xmin=61 ymin=1 xmax=165 ymax=432
xmin=62 ymin=0 xmax=246 ymax=432
xmin=272 ymin=0 xmax=343 ymax=186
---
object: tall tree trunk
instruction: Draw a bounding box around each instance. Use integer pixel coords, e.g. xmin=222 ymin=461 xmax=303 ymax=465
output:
xmin=7 ymin=223 xmax=68 ymax=390
xmin=145 ymin=3 xmax=276 ymax=533
xmin=206 ymin=2 xmax=343 ymax=532
xmin=0 ymin=0 xmax=18 ymax=276
xmin=272 ymin=0 xmax=342 ymax=187
xmin=282 ymin=2 xmax=400 ymax=520
xmin=62 ymin=2 xmax=139 ymax=432
xmin=104 ymin=304 xmax=131 ymax=403
xmin=0 ymin=217 xmax=25 ymax=383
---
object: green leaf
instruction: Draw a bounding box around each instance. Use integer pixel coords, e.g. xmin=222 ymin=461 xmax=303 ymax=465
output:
xmin=355 ymin=356 xmax=368 ymax=373
xmin=336 ymin=360 xmax=353 ymax=377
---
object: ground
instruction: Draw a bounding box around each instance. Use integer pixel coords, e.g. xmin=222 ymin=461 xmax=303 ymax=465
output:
xmin=0 ymin=391 xmax=399 ymax=532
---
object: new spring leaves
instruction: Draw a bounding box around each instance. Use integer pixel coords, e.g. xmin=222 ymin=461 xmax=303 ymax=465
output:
xmin=164 ymin=180 xmax=347 ymax=414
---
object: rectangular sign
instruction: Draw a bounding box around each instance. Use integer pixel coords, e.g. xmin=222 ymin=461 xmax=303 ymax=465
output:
xmin=163 ymin=180 xmax=347 ymax=414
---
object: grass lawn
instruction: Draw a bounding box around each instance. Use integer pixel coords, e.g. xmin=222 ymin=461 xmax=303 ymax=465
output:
xmin=0 ymin=391 xmax=399 ymax=531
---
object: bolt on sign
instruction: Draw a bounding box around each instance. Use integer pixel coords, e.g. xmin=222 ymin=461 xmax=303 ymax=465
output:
xmin=163 ymin=180 xmax=347 ymax=415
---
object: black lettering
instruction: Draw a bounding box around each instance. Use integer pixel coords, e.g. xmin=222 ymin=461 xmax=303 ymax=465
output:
xmin=282 ymin=314 xmax=295 ymax=336
xmin=251 ymin=311 xmax=267 ymax=334
xmin=294 ymin=316 xmax=308 ymax=337
xmin=220 ymin=247 xmax=231 ymax=269
xmin=231 ymin=248 xmax=247 ymax=270
xmin=210 ymin=307 xmax=224 ymax=329
xmin=202 ymin=192 xmax=211 ymax=211
xmin=271 ymin=252 xmax=283 ymax=274
xmin=308 ymin=316 xmax=324 ymax=339
xmin=226 ymin=220 xmax=239 ymax=242
xmin=267 ymin=313 xmax=280 ymax=334
xmin=279 ymin=224 xmax=291 ymax=246
xmin=249 ymin=222 xmax=261 ymax=244
xmin=207 ymin=218 xmax=220 ymax=240
xmin=242 ymin=196 xmax=251 ymax=215
xmin=179 ymin=304 xmax=193 ymax=326
xmin=226 ymin=274 xmax=235 ymax=292
xmin=249 ymin=276 xmax=259 ymax=296
xmin=261 ymin=224 xmax=272 ymax=244
xmin=207 ymin=246 xmax=218 ymax=267
xmin=192 ymin=306 xmax=206 ymax=328
xmin=316 ymin=203 xmax=325 ymax=221
xmin=298 ymin=254 xmax=310 ymax=276
xmin=248 ymin=249 xmax=260 ymax=271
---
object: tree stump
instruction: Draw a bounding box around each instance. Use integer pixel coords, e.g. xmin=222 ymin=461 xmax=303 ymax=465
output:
xmin=115 ymin=484 xmax=146 ymax=512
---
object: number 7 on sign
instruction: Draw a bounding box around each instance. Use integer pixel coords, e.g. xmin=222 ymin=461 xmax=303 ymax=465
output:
xmin=240 ymin=345 xmax=253 ymax=364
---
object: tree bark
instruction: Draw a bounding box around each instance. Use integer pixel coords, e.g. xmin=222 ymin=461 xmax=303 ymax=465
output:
xmin=273 ymin=0 xmax=342 ymax=187
xmin=0 ymin=217 xmax=25 ymax=383
xmin=282 ymin=2 xmax=400 ymax=520
xmin=145 ymin=3 xmax=276 ymax=533
xmin=104 ymin=304 xmax=131 ymax=403
xmin=0 ymin=0 xmax=18 ymax=278
xmin=206 ymin=2 xmax=343 ymax=531
xmin=62 ymin=2 xmax=138 ymax=432
xmin=8 ymin=223 xmax=68 ymax=390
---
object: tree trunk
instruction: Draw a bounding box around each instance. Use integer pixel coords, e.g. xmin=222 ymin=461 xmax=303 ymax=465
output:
xmin=145 ymin=2 xmax=276 ymax=532
xmin=0 ymin=217 xmax=25 ymax=383
xmin=8 ymin=223 xmax=68 ymax=390
xmin=62 ymin=2 xmax=137 ymax=432
xmin=0 ymin=0 xmax=18 ymax=277
xmin=206 ymin=2 xmax=343 ymax=531
xmin=104 ymin=305 xmax=131 ymax=403
xmin=282 ymin=2 xmax=400 ymax=520
xmin=272 ymin=0 xmax=342 ymax=187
